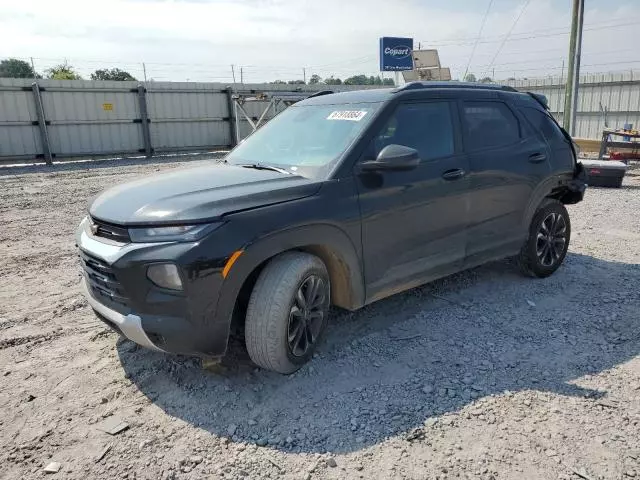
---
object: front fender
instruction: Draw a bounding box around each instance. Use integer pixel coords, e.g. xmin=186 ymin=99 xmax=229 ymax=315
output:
xmin=210 ymin=223 xmax=365 ymax=346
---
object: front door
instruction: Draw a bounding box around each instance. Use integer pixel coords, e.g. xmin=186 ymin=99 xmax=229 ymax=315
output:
xmin=355 ymin=100 xmax=470 ymax=303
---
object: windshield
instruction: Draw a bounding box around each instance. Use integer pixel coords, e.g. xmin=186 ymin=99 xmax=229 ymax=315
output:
xmin=226 ymin=102 xmax=381 ymax=177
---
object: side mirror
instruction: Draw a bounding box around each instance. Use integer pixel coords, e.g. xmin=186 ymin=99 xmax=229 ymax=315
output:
xmin=360 ymin=144 xmax=420 ymax=172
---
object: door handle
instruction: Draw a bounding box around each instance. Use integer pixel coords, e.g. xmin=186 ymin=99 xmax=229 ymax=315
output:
xmin=529 ymin=153 xmax=547 ymax=163
xmin=441 ymin=168 xmax=466 ymax=180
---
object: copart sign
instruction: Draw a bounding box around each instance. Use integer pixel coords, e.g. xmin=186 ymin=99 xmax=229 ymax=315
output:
xmin=379 ymin=37 xmax=414 ymax=71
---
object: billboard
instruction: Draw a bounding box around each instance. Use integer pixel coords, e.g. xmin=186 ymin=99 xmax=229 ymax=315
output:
xmin=379 ymin=37 xmax=414 ymax=71
xmin=403 ymin=67 xmax=452 ymax=82
xmin=412 ymin=50 xmax=441 ymax=69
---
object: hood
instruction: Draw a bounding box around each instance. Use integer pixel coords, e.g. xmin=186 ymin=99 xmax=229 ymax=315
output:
xmin=89 ymin=163 xmax=320 ymax=225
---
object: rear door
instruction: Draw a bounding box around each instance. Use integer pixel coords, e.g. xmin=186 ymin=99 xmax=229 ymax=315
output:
xmin=461 ymin=97 xmax=552 ymax=265
xmin=356 ymin=99 xmax=470 ymax=302
xmin=519 ymin=105 xmax=576 ymax=174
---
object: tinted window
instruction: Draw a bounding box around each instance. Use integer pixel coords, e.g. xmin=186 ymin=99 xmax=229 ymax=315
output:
xmin=373 ymin=102 xmax=455 ymax=161
xmin=521 ymin=107 xmax=566 ymax=144
xmin=226 ymin=102 xmax=381 ymax=178
xmin=463 ymin=101 xmax=520 ymax=150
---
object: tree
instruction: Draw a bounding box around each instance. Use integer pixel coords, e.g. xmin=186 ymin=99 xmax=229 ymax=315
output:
xmin=342 ymin=74 xmax=394 ymax=86
xmin=479 ymin=76 xmax=493 ymax=84
xmin=269 ymin=80 xmax=287 ymax=84
xmin=90 ymin=68 xmax=136 ymax=81
xmin=0 ymin=58 xmax=40 ymax=79
xmin=287 ymin=79 xmax=305 ymax=85
xmin=46 ymin=62 xmax=82 ymax=80
xmin=464 ymin=73 xmax=477 ymax=82
xmin=324 ymin=76 xmax=342 ymax=85
xmin=308 ymin=74 xmax=322 ymax=85
xmin=344 ymin=74 xmax=369 ymax=85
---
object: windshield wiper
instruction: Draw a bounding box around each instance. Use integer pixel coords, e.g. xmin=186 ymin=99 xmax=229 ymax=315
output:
xmin=237 ymin=163 xmax=293 ymax=175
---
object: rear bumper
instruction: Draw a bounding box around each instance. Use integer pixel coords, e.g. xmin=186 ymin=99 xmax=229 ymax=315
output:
xmin=560 ymin=162 xmax=587 ymax=204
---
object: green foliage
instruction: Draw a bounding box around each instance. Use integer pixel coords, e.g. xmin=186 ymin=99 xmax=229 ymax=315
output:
xmin=324 ymin=76 xmax=343 ymax=85
xmin=46 ymin=62 xmax=82 ymax=80
xmin=344 ymin=74 xmax=393 ymax=86
xmin=464 ymin=73 xmax=477 ymax=82
xmin=0 ymin=58 xmax=39 ymax=79
xmin=343 ymin=74 xmax=368 ymax=85
xmin=262 ymin=73 xmax=394 ymax=86
xmin=90 ymin=68 xmax=136 ymax=81
xmin=479 ymin=76 xmax=493 ymax=83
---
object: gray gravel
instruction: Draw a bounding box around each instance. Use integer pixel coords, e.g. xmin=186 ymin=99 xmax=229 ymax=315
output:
xmin=0 ymin=157 xmax=639 ymax=480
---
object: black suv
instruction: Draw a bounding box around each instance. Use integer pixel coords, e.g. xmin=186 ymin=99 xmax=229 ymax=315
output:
xmin=77 ymin=82 xmax=585 ymax=374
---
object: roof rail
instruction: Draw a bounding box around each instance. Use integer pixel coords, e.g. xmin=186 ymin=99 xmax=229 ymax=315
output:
xmin=307 ymin=90 xmax=334 ymax=98
xmin=393 ymin=81 xmax=518 ymax=93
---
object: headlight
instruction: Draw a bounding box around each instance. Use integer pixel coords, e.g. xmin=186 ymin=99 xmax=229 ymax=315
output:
xmin=128 ymin=223 xmax=221 ymax=243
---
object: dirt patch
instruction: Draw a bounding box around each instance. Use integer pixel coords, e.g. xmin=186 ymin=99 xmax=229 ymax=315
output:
xmin=1 ymin=158 xmax=639 ymax=480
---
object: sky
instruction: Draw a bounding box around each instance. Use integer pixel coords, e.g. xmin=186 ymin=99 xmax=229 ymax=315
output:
xmin=1 ymin=0 xmax=640 ymax=83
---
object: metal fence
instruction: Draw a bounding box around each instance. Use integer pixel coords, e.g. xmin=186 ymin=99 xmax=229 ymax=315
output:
xmin=3 ymin=73 xmax=640 ymax=164
xmin=505 ymin=71 xmax=640 ymax=140
xmin=0 ymin=79 xmax=376 ymax=164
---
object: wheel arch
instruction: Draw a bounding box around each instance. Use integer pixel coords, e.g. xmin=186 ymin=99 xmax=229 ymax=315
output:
xmin=218 ymin=223 xmax=365 ymax=335
xmin=522 ymin=176 xmax=572 ymax=231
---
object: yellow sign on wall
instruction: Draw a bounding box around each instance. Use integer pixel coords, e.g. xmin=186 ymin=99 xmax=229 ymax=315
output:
xmin=102 ymin=103 xmax=113 ymax=111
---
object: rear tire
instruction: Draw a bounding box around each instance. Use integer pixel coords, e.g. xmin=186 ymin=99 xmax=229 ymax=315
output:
xmin=518 ymin=200 xmax=571 ymax=278
xmin=245 ymin=252 xmax=330 ymax=374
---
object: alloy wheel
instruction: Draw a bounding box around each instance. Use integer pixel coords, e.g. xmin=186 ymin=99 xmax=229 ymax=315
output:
xmin=536 ymin=212 xmax=567 ymax=267
xmin=287 ymin=275 xmax=327 ymax=357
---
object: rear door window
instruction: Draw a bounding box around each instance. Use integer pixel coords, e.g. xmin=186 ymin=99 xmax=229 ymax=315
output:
xmin=462 ymin=101 xmax=521 ymax=151
xmin=373 ymin=102 xmax=455 ymax=161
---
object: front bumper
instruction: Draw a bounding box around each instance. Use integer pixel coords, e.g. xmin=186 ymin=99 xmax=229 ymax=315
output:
xmin=76 ymin=217 xmax=235 ymax=357
xmin=81 ymin=277 xmax=163 ymax=351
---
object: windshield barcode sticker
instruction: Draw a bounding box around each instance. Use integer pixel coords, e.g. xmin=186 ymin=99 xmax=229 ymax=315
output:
xmin=327 ymin=110 xmax=368 ymax=121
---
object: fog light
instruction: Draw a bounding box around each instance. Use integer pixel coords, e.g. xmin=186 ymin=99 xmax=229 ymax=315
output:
xmin=147 ymin=264 xmax=183 ymax=290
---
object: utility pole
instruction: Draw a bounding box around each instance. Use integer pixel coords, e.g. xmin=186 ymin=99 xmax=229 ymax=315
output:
xmin=30 ymin=57 xmax=37 ymax=82
xmin=563 ymin=0 xmax=584 ymax=135
xmin=142 ymin=62 xmax=148 ymax=84
xmin=240 ymin=67 xmax=244 ymax=84
xmin=303 ymin=67 xmax=306 ymax=84
xmin=231 ymin=64 xmax=236 ymax=83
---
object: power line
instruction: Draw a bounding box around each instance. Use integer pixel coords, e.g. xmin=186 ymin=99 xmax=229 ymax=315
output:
xmin=420 ymin=18 xmax=640 ymax=48
xmin=419 ymin=16 xmax=640 ymax=46
xmin=485 ymin=0 xmax=531 ymax=77
xmin=464 ymin=0 xmax=494 ymax=80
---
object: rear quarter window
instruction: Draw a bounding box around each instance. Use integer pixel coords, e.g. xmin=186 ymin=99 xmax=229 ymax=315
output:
xmin=520 ymin=107 xmax=566 ymax=144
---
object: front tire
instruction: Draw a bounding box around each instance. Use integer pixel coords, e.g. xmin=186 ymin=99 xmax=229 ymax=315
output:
xmin=518 ymin=200 xmax=571 ymax=278
xmin=245 ymin=252 xmax=330 ymax=374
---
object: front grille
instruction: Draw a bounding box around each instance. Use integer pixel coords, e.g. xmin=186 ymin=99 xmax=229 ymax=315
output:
xmin=90 ymin=217 xmax=131 ymax=243
xmin=80 ymin=250 xmax=130 ymax=310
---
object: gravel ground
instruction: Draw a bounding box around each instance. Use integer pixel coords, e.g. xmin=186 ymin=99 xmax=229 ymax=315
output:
xmin=1 ymin=157 xmax=639 ymax=480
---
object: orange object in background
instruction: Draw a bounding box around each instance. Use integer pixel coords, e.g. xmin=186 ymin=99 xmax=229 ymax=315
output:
xmin=609 ymin=151 xmax=640 ymax=162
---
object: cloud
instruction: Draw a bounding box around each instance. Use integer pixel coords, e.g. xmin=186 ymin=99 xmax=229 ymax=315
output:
xmin=1 ymin=0 xmax=639 ymax=82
